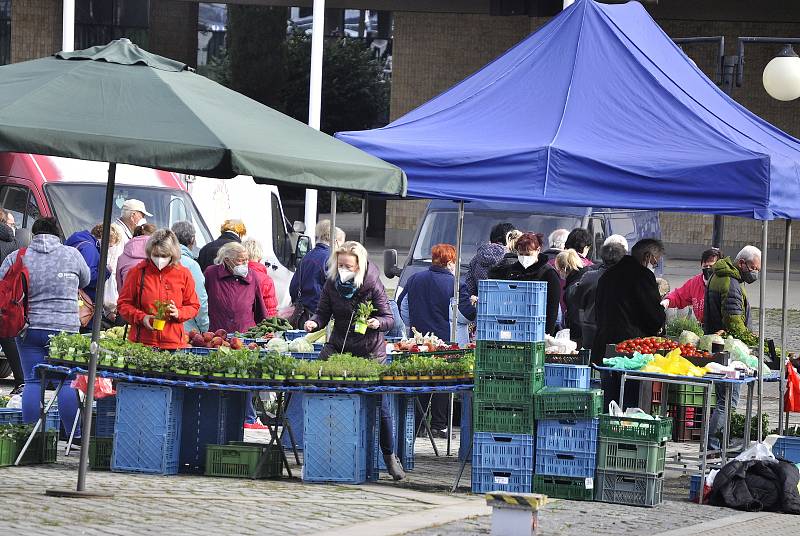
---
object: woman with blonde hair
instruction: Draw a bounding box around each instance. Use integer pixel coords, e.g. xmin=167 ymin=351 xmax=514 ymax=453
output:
xmin=555 ymin=248 xmax=590 ymax=345
xmin=117 ymin=229 xmax=200 ymax=349
xmin=304 ymin=241 xmax=405 ymax=480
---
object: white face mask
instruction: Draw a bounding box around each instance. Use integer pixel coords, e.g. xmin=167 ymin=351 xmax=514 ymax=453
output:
xmin=338 ymin=268 xmax=356 ymax=282
xmin=136 ymin=217 xmax=147 ymax=227
xmin=233 ymin=264 xmax=249 ymax=278
xmin=151 ymin=256 xmax=170 ymax=270
xmin=518 ymin=255 xmax=537 ymax=269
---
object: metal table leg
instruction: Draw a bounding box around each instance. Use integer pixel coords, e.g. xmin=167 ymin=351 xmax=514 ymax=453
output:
xmin=699 ymin=381 xmax=713 ymax=505
xmin=446 ymin=393 xmax=454 ymax=456
xmin=277 ymin=392 xmax=301 ymax=465
xmin=721 ymin=384 xmax=731 ymax=463
xmin=260 ymin=391 xmax=293 ymax=478
xmin=16 ymin=370 xmax=65 ymax=466
xmin=452 ymin=435 xmax=472 ymax=493
xmin=619 ymin=371 xmax=626 ymax=407
xmin=414 ymin=397 xmax=440 ymax=457
xmin=743 ymin=382 xmax=754 ymax=447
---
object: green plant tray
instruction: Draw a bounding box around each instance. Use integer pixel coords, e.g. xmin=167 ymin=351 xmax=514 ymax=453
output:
xmin=390 ymin=348 xmax=473 ymax=361
xmin=475 ymin=341 xmax=545 ymax=376
xmin=597 ymin=438 xmax=666 ymax=475
xmin=473 ymin=370 xmax=544 ymax=405
xmin=0 ymin=431 xmax=58 ymax=467
xmin=205 ymin=442 xmax=282 ymax=479
xmin=666 ymin=384 xmax=716 ymax=406
xmin=89 ymin=437 xmax=114 ymax=471
xmin=532 ymin=474 xmax=594 ymax=501
xmin=598 ymin=414 xmax=673 ymax=443
xmin=533 ymin=387 xmax=603 ymax=419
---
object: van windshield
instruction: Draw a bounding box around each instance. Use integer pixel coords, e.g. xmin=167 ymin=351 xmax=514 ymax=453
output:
xmin=45 ymin=183 xmax=213 ymax=247
xmin=412 ymin=210 xmax=582 ymax=265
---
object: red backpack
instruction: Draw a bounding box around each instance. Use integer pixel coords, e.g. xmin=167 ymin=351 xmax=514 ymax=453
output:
xmin=0 ymin=248 xmax=29 ymax=338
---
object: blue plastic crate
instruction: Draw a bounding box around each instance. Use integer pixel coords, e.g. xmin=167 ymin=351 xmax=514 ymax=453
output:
xmin=302 ymin=393 xmax=374 ymax=483
xmin=281 ymin=393 xmax=304 ymax=451
xmin=544 ymin=364 xmax=592 ymax=389
xmin=689 ymin=474 xmax=702 ymax=502
xmin=185 ymin=347 xmax=212 ymax=355
xmin=476 ymin=315 xmax=546 ymax=343
xmin=179 ymin=390 xmax=245 ymax=474
xmin=291 ymin=352 xmax=320 ymax=360
xmin=0 ymin=408 xmax=22 ymax=426
xmin=471 ymin=466 xmax=533 ymax=494
xmin=477 ymin=280 xmax=547 ymax=318
xmin=371 ymin=395 xmax=416 ymax=473
xmin=283 ymin=330 xmax=307 ymax=341
xmin=473 ymin=432 xmax=534 ymax=471
xmin=459 ymin=391 xmax=472 ymax=462
xmin=313 ymin=343 xmax=324 ymax=352
xmin=535 ymin=447 xmax=597 ymax=478
xmin=94 ymin=397 xmax=116 ymax=438
xmin=112 ymin=383 xmax=183 ymax=475
xmin=45 ymin=408 xmax=60 ymax=432
xmin=536 ymin=418 xmax=598 ymax=453
xmin=773 ymin=436 xmax=800 ymax=463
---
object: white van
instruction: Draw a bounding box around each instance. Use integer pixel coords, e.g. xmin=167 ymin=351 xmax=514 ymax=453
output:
xmin=186 ymin=175 xmax=301 ymax=308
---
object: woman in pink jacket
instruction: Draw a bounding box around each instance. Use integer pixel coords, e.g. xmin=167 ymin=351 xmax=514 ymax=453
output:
xmin=116 ymin=224 xmax=156 ymax=291
xmin=663 ymin=248 xmax=721 ymax=324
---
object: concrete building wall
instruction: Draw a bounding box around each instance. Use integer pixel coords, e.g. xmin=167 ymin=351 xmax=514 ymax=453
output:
xmin=385 ymin=12 xmax=800 ymax=259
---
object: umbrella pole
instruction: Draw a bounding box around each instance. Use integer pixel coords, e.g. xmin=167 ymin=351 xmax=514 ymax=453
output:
xmin=757 ymin=220 xmax=768 ymax=441
xmin=47 ymin=163 xmax=117 ymax=498
xmin=360 ymin=195 xmax=367 ymax=244
xmin=779 ymin=219 xmax=792 ymax=434
xmin=451 ymin=201 xmax=465 ymax=342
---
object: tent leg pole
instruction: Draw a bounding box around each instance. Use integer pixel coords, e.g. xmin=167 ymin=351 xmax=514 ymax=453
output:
xmin=360 ymin=195 xmax=367 ymax=244
xmin=451 ymin=201 xmax=465 ymax=343
xmin=757 ymin=220 xmax=768 ymax=442
xmin=779 ymin=220 xmax=792 ymax=435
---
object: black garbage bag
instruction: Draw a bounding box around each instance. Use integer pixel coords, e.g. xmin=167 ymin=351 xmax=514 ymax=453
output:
xmin=710 ymin=458 xmax=800 ymax=514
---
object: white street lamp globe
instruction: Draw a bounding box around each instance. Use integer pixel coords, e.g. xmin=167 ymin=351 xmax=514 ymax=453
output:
xmin=762 ymin=45 xmax=800 ymax=101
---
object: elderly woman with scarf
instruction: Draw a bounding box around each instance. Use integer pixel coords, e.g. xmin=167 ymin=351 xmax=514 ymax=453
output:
xmin=304 ymin=241 xmax=405 ymax=480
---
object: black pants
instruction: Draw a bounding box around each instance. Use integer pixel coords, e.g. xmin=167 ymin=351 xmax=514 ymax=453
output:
xmin=416 ymin=393 xmax=449 ymax=431
xmin=0 ymin=337 xmax=24 ymax=388
xmin=601 ymin=370 xmax=641 ymax=412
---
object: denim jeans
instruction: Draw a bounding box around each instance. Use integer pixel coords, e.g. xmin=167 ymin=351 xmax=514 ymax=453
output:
xmin=708 ymin=383 xmax=741 ymax=450
xmin=379 ymin=395 xmax=395 ymax=456
xmin=245 ymin=394 xmax=258 ymax=424
xmin=16 ymin=328 xmax=81 ymax=437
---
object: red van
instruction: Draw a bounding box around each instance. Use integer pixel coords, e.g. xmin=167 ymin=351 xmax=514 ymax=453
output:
xmin=0 ymin=152 xmax=212 ymax=247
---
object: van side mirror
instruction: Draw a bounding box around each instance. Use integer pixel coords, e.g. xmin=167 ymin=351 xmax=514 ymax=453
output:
xmin=383 ymin=249 xmax=402 ymax=279
xmin=15 ymin=228 xmax=31 ymax=248
xmin=293 ymin=220 xmax=306 ymax=234
xmin=294 ymin=235 xmax=311 ymax=268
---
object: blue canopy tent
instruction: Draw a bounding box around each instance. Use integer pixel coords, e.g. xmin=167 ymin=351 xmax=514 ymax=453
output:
xmin=339 ymin=0 xmax=800 ymax=437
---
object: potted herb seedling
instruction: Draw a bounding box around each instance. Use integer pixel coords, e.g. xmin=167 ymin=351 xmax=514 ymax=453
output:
xmin=150 ymin=300 xmax=170 ymax=331
xmin=353 ymin=301 xmax=376 ymax=335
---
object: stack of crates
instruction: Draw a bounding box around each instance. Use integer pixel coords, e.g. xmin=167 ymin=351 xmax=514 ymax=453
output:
xmin=666 ymin=385 xmax=715 ymax=442
xmin=595 ymin=413 xmax=672 ymax=507
xmin=471 ymin=280 xmax=547 ymax=494
xmin=533 ymin=357 xmax=600 ymax=500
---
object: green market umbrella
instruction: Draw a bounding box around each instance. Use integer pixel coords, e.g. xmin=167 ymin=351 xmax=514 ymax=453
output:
xmin=0 ymin=39 xmax=405 ymax=494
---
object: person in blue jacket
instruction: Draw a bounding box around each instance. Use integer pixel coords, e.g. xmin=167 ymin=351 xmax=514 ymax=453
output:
xmin=289 ymin=220 xmax=344 ymax=328
xmin=397 ymin=243 xmax=456 ymax=438
xmin=172 ymin=221 xmax=210 ymax=333
xmin=65 ymin=224 xmax=120 ymax=303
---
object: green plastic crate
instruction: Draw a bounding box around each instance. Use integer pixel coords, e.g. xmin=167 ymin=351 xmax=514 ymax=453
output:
xmin=667 ymin=384 xmax=716 ymax=406
xmin=205 ymin=442 xmax=283 ymax=479
xmin=599 ymin=414 xmax=673 ymax=443
xmin=474 ymin=370 xmax=544 ymax=405
xmin=534 ymin=388 xmax=603 ymax=419
xmin=89 ymin=437 xmax=114 ymax=471
xmin=597 ymin=438 xmax=666 ymax=474
xmin=595 ymin=470 xmax=664 ymax=507
xmin=473 ymin=401 xmax=535 ymax=434
xmin=475 ymin=341 xmax=545 ymax=375
xmin=0 ymin=431 xmax=58 ymax=467
xmin=532 ymin=474 xmax=594 ymax=501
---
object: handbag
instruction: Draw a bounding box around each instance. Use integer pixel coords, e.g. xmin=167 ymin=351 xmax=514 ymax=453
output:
xmin=288 ymin=265 xmax=313 ymax=328
xmin=78 ymin=289 xmax=95 ymax=328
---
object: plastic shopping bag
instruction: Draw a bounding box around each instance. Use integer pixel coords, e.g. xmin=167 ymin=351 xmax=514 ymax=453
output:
xmin=71 ymin=375 xmax=116 ymax=399
xmin=786 ymin=361 xmax=800 ymax=412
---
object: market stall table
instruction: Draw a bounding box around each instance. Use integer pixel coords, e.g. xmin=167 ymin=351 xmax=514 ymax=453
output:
xmin=25 ymin=364 xmax=473 ymax=484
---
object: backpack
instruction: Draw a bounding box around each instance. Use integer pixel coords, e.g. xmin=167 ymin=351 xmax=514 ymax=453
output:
xmin=0 ymin=248 xmax=29 ymax=337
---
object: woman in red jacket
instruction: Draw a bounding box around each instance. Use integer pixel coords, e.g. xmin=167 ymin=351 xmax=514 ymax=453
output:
xmin=243 ymin=238 xmax=278 ymax=316
xmin=117 ymin=229 xmax=200 ymax=349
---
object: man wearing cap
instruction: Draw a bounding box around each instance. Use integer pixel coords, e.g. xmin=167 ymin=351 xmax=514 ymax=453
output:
xmin=105 ymin=199 xmax=152 ymax=323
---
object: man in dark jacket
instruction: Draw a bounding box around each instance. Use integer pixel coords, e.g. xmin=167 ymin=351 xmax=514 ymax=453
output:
xmin=0 ymin=208 xmax=23 ymax=393
xmin=574 ymin=240 xmax=627 ymax=350
xmin=197 ymin=219 xmax=246 ymax=273
xmin=704 ymin=245 xmax=761 ymax=451
xmin=592 ymin=239 xmax=666 ymax=409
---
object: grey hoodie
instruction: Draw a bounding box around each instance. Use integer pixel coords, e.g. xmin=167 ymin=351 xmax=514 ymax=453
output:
xmin=0 ymin=234 xmax=90 ymax=333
